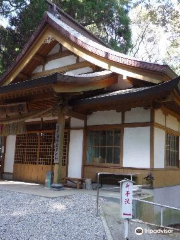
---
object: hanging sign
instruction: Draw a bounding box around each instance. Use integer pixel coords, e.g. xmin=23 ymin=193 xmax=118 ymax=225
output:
xmin=0 ymin=102 xmax=28 ymax=119
xmin=54 ymin=123 xmax=61 ymax=164
xmin=120 ymin=179 xmax=133 ymax=219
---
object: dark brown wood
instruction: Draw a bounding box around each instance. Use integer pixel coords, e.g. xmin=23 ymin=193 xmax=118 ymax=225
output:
xmin=64 ymin=177 xmax=85 ymax=189
xmin=68 ymin=110 xmax=87 ymax=121
xmin=150 ymin=109 xmax=154 ymax=168
xmin=82 ymin=118 xmax=87 ymax=178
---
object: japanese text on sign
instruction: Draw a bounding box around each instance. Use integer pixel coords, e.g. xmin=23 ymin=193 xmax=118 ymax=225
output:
xmin=0 ymin=102 xmax=28 ymax=119
xmin=54 ymin=123 xmax=61 ymax=164
xmin=121 ymin=180 xmax=133 ymax=219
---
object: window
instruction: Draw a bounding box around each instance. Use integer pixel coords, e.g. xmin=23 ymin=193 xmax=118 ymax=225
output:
xmin=166 ymin=133 xmax=179 ymax=167
xmin=87 ymin=130 xmax=120 ymax=164
xmin=15 ymin=131 xmax=69 ymax=166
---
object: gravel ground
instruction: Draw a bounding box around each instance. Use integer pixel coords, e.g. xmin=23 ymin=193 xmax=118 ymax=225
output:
xmin=0 ymin=190 xmax=106 ymax=240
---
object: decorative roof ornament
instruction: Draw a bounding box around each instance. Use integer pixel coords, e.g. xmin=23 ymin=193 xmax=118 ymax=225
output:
xmin=46 ymin=0 xmax=61 ymax=19
xmin=44 ymin=35 xmax=55 ymax=44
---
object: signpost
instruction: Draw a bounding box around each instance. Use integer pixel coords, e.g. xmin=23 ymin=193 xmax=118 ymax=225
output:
xmin=54 ymin=123 xmax=60 ymax=164
xmin=120 ymin=179 xmax=133 ymax=240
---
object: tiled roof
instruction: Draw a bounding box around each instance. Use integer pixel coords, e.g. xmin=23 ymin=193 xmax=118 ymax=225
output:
xmin=71 ymin=76 xmax=180 ymax=105
xmin=0 ymin=71 xmax=114 ymax=94
xmin=0 ymin=9 xmax=177 ymax=85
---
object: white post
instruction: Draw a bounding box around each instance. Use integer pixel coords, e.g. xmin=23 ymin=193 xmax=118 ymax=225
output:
xmin=124 ymin=219 xmax=129 ymax=239
xmin=120 ymin=179 xmax=134 ymax=240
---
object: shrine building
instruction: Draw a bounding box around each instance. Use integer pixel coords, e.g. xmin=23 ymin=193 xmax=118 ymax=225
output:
xmin=0 ymin=3 xmax=180 ymax=189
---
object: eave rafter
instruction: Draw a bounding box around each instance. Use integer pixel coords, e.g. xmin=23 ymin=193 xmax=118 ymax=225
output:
xmin=1 ymin=25 xmax=167 ymax=86
xmin=48 ymin=28 xmax=166 ymax=84
xmin=31 ymin=61 xmax=95 ymax=79
xmin=52 ymin=75 xmax=117 ymax=93
xmin=33 ymin=54 xmax=45 ymax=63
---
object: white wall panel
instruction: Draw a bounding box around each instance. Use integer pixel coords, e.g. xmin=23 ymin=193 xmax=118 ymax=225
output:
xmin=155 ymin=109 xmax=165 ymax=126
xmin=125 ymin=108 xmax=150 ymax=123
xmin=68 ymin=130 xmax=83 ymax=178
xmin=154 ymin=128 xmax=165 ymax=168
xmin=32 ymin=65 xmax=43 ymax=73
xmin=123 ymin=127 xmax=150 ymax=168
xmin=4 ymin=136 xmax=16 ymax=173
xmin=166 ymin=115 xmax=179 ymax=131
xmin=71 ymin=118 xmax=84 ymax=128
xmin=45 ymin=55 xmax=77 ymax=71
xmin=65 ymin=67 xmax=93 ymax=75
xmin=48 ymin=43 xmax=60 ymax=55
xmin=87 ymin=110 xmax=122 ymax=126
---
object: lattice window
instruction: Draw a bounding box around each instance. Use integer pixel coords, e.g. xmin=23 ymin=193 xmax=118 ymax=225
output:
xmin=62 ymin=131 xmax=69 ymax=166
xmin=14 ymin=134 xmax=26 ymax=164
xmin=25 ymin=133 xmax=38 ymax=165
xmin=39 ymin=132 xmax=54 ymax=165
xmin=166 ymin=133 xmax=179 ymax=167
xmin=15 ymin=130 xmax=69 ymax=166
xmin=26 ymin=123 xmax=41 ymax=132
xmin=87 ymin=129 xmax=121 ymax=164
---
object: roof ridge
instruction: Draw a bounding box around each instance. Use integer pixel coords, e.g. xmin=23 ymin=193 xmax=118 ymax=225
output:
xmin=45 ymin=0 xmax=109 ymax=47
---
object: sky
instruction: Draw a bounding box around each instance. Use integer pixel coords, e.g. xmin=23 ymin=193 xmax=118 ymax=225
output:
xmin=0 ymin=17 xmax=8 ymax=27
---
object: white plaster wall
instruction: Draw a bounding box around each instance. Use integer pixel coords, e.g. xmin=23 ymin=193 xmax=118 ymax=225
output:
xmin=71 ymin=118 xmax=84 ymax=128
xmin=68 ymin=130 xmax=83 ymax=178
xmin=154 ymin=128 xmax=165 ymax=168
xmin=32 ymin=65 xmax=43 ymax=74
xmin=4 ymin=135 xmax=16 ymax=173
xmin=87 ymin=110 xmax=122 ymax=126
xmin=166 ymin=115 xmax=179 ymax=132
xmin=25 ymin=118 xmax=41 ymax=122
xmin=123 ymin=127 xmax=150 ymax=168
xmin=48 ymin=43 xmax=61 ymax=55
xmin=65 ymin=67 xmax=93 ymax=75
xmin=45 ymin=55 xmax=77 ymax=71
xmin=125 ymin=108 xmax=150 ymax=123
xmin=43 ymin=116 xmax=58 ymax=121
xmin=155 ymin=109 xmax=165 ymax=126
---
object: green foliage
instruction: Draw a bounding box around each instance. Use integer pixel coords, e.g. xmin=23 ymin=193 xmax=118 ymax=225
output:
xmin=0 ymin=0 xmax=131 ymax=76
xmin=129 ymin=0 xmax=180 ymax=74
xmin=0 ymin=0 xmax=47 ymax=75
xmin=54 ymin=0 xmax=132 ymax=53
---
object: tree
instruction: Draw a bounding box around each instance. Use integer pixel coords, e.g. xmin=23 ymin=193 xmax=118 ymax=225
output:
xmin=0 ymin=0 xmax=131 ymax=76
xmin=129 ymin=0 xmax=180 ymax=74
xmin=54 ymin=0 xmax=132 ymax=53
xmin=0 ymin=0 xmax=47 ymax=75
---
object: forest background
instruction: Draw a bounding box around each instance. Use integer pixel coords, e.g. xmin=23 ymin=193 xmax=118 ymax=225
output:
xmin=0 ymin=0 xmax=180 ymax=76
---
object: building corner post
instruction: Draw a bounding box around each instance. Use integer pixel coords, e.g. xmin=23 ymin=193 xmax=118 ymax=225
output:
xmin=53 ymin=111 xmax=65 ymax=184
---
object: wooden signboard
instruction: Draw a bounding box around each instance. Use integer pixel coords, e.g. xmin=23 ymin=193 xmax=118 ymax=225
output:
xmin=0 ymin=102 xmax=28 ymax=119
xmin=54 ymin=123 xmax=60 ymax=164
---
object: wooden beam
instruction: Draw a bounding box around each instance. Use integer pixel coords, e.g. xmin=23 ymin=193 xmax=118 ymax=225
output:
xmin=53 ymin=111 xmax=65 ymax=184
xmin=52 ymin=76 xmax=117 ymax=93
xmin=33 ymin=54 xmax=45 ymax=63
xmin=68 ymin=110 xmax=87 ymax=120
xmin=45 ymin=50 xmax=75 ymax=62
xmin=49 ymin=28 xmax=165 ymax=83
xmin=18 ymin=73 xmax=29 ymax=79
xmin=32 ymin=61 xmax=94 ymax=78
xmin=2 ymin=27 xmax=51 ymax=86
xmin=150 ymin=109 xmax=154 ymax=169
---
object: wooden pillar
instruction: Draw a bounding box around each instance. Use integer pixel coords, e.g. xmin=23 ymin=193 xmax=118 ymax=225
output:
xmin=150 ymin=109 xmax=154 ymax=169
xmin=53 ymin=111 xmax=65 ymax=183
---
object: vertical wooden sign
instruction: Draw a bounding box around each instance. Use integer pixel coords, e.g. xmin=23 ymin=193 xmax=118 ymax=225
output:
xmin=54 ymin=123 xmax=60 ymax=164
xmin=121 ymin=179 xmax=133 ymax=219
